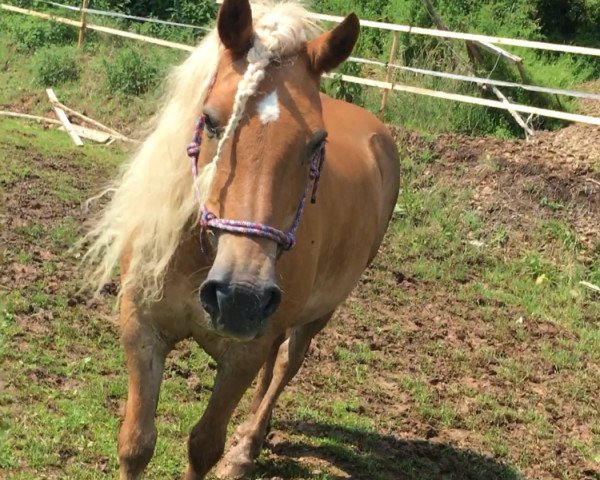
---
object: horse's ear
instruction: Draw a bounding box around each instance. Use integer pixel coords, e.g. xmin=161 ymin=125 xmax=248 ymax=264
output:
xmin=307 ymin=13 xmax=360 ymax=74
xmin=218 ymin=0 xmax=254 ymax=55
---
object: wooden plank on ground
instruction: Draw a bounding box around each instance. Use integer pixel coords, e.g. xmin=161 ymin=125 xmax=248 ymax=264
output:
xmin=51 ymin=99 xmax=133 ymax=142
xmin=0 ymin=111 xmax=62 ymax=125
xmin=60 ymin=125 xmax=112 ymax=143
xmin=46 ymin=89 xmax=84 ymax=146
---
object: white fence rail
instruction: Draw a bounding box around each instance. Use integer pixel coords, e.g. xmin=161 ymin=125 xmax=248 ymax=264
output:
xmin=1 ymin=4 xmax=195 ymax=51
xmin=309 ymin=11 xmax=600 ymax=57
xmin=214 ymin=0 xmax=600 ymax=57
xmin=40 ymin=0 xmax=211 ymax=30
xmin=2 ymin=2 xmax=600 ymax=128
xmin=349 ymin=58 xmax=600 ymax=101
xmin=336 ymin=75 xmax=600 ymax=126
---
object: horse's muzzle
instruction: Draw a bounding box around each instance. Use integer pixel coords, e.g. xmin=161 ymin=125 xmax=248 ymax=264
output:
xmin=200 ymin=278 xmax=282 ymax=341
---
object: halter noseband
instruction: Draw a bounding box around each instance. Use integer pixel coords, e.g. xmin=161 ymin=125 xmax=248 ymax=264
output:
xmin=187 ymin=115 xmax=326 ymax=251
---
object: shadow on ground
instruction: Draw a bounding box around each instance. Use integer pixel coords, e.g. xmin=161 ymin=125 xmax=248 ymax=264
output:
xmin=253 ymin=421 xmax=523 ymax=480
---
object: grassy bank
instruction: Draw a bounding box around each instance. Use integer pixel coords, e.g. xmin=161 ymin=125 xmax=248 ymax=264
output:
xmin=2 ymin=0 xmax=599 ymax=137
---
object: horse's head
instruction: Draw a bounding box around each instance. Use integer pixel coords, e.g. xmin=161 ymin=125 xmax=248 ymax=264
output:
xmin=195 ymin=0 xmax=359 ymax=341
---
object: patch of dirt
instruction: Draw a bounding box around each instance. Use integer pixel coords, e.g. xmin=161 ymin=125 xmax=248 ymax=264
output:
xmin=391 ymin=107 xmax=600 ymax=251
xmin=0 ymin=138 xmax=115 ymax=348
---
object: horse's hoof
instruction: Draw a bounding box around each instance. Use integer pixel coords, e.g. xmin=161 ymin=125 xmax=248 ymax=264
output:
xmin=214 ymin=457 xmax=256 ymax=479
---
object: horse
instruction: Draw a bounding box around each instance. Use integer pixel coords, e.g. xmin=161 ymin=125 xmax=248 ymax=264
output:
xmin=84 ymin=0 xmax=400 ymax=478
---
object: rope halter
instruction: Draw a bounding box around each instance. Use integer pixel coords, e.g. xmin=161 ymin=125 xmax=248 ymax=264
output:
xmin=187 ymin=114 xmax=326 ymax=251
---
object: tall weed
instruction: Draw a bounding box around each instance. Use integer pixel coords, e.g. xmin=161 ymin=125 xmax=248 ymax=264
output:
xmin=105 ymin=48 xmax=161 ymax=96
xmin=3 ymin=16 xmax=76 ymax=52
xmin=33 ymin=46 xmax=80 ymax=86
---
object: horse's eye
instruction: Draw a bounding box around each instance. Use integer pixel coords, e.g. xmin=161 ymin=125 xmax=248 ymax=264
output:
xmin=202 ymin=112 xmax=220 ymax=138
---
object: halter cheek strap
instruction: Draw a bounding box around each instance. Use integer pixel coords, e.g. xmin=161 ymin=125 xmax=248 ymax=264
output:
xmin=187 ymin=116 xmax=326 ymax=251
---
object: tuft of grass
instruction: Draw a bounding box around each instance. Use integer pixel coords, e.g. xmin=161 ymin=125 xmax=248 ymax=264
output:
xmin=105 ymin=48 xmax=162 ymax=96
xmin=536 ymin=219 xmax=582 ymax=253
xmin=50 ymin=218 xmax=80 ymax=248
xmin=33 ymin=45 xmax=80 ymax=86
xmin=2 ymin=16 xmax=76 ymax=53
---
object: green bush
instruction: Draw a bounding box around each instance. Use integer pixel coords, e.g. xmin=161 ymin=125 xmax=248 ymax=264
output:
xmin=105 ymin=48 xmax=161 ymax=96
xmin=33 ymin=46 xmax=80 ymax=86
xmin=96 ymin=0 xmax=217 ymax=25
xmin=3 ymin=16 xmax=76 ymax=52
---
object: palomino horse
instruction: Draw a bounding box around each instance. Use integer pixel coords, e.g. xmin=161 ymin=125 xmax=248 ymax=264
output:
xmin=85 ymin=0 xmax=399 ymax=478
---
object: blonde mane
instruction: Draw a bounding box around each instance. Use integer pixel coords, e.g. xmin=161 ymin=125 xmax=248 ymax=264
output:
xmin=84 ymin=1 xmax=320 ymax=301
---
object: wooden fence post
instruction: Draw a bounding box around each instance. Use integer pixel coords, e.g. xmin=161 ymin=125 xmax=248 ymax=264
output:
xmin=379 ymin=31 xmax=399 ymax=120
xmin=78 ymin=0 xmax=90 ymax=47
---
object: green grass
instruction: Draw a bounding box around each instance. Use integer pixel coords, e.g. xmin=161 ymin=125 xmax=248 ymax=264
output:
xmin=0 ymin=16 xmax=186 ymax=135
xmin=372 ymin=146 xmax=599 ymax=477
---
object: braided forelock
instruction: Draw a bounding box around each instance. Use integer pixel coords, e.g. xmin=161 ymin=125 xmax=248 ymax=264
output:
xmin=196 ymin=24 xmax=285 ymax=204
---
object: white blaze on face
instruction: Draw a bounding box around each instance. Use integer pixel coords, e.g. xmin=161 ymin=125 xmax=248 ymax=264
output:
xmin=257 ymin=90 xmax=280 ymax=124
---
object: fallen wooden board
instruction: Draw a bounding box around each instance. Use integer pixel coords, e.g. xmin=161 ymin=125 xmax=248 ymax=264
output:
xmin=59 ymin=125 xmax=112 ymax=143
xmin=0 ymin=111 xmax=62 ymax=125
xmin=51 ymin=99 xmax=133 ymax=142
xmin=1 ymin=111 xmax=113 ymax=143
xmin=47 ymin=88 xmax=83 ymax=146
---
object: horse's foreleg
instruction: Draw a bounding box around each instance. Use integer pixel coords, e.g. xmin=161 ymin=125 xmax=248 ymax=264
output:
xmin=228 ymin=333 xmax=286 ymax=446
xmin=248 ymin=333 xmax=286 ymax=415
xmin=118 ymin=303 xmax=171 ymax=480
xmin=215 ymin=313 xmax=333 ymax=479
xmin=184 ymin=342 xmax=269 ymax=480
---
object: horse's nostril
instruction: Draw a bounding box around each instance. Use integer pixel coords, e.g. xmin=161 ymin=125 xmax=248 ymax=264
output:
xmin=200 ymin=279 xmax=281 ymax=324
xmin=262 ymin=285 xmax=282 ymax=318
xmin=200 ymin=280 xmax=222 ymax=316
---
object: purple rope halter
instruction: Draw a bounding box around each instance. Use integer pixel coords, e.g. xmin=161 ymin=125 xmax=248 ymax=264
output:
xmin=187 ymin=116 xmax=326 ymax=251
